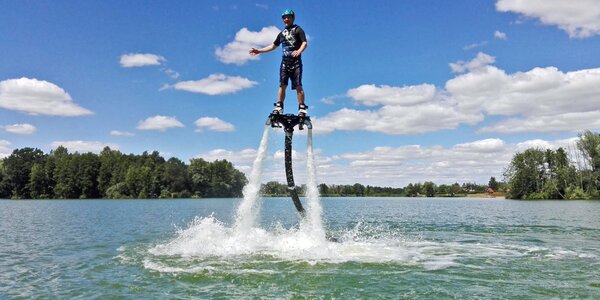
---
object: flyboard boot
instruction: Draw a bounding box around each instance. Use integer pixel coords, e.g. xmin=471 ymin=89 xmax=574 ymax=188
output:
xmin=272 ymin=102 xmax=284 ymax=114
xmin=298 ymin=104 xmax=308 ymax=130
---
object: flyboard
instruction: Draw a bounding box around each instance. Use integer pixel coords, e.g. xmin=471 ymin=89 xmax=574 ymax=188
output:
xmin=266 ymin=112 xmax=312 ymax=218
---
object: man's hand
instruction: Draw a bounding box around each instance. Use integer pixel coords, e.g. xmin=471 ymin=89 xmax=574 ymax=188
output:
xmin=249 ymin=48 xmax=260 ymax=56
xmin=291 ymin=50 xmax=302 ymax=57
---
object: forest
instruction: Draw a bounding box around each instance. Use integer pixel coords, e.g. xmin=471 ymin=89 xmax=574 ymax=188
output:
xmin=0 ymin=146 xmax=247 ymax=199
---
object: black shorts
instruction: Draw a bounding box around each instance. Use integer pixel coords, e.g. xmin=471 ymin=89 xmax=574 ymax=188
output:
xmin=279 ymin=59 xmax=303 ymax=90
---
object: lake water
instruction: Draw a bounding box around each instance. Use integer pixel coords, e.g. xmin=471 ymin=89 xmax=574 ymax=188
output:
xmin=1 ymin=197 xmax=599 ymax=298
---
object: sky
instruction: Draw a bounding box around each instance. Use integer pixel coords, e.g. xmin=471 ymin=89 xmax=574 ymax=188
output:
xmin=1 ymin=0 xmax=600 ymax=187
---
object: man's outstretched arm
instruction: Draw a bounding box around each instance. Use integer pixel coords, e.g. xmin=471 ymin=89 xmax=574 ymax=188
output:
xmin=249 ymin=43 xmax=277 ymax=56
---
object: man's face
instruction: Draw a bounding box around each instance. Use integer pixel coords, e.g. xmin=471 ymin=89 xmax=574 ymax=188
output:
xmin=282 ymin=15 xmax=294 ymax=26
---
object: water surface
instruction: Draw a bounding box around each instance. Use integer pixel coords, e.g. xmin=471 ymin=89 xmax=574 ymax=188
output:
xmin=1 ymin=198 xmax=599 ymax=298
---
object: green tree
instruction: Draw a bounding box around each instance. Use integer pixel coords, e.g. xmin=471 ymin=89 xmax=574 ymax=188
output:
xmin=2 ymin=148 xmax=45 ymax=198
xmin=189 ymin=158 xmax=211 ymax=197
xmin=28 ymin=163 xmax=49 ymax=199
xmin=352 ymin=183 xmax=366 ymax=196
xmin=488 ymin=177 xmax=499 ymax=191
xmin=504 ymin=148 xmax=546 ymax=199
xmin=576 ymin=130 xmax=600 ymax=196
xmin=263 ymin=181 xmax=287 ymax=195
xmin=405 ymin=183 xmax=420 ymax=197
xmin=161 ymin=157 xmax=190 ymax=198
xmin=318 ymin=183 xmax=329 ymax=195
xmin=423 ymin=181 xmax=436 ymax=197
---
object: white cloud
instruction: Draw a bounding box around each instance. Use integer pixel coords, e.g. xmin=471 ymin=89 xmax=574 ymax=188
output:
xmin=173 ymin=74 xmax=257 ymax=95
xmin=0 ymin=140 xmax=11 ymax=158
xmin=494 ymin=30 xmax=508 ymax=40
xmin=0 ymin=78 xmax=93 ymax=116
xmin=453 ymin=138 xmax=506 ymax=153
xmin=216 ymin=26 xmax=281 ymax=65
xmin=314 ymin=105 xmax=483 ymax=135
xmin=447 ymin=64 xmax=600 ymax=116
xmin=110 ymin=130 xmax=135 ymax=137
xmin=162 ymin=68 xmax=180 ymax=79
xmin=195 ymin=117 xmax=235 ymax=132
xmin=137 ymin=115 xmax=184 ymax=132
xmin=120 ymin=53 xmax=165 ymax=67
xmin=445 ymin=53 xmax=600 ymax=133
xmin=3 ymin=123 xmax=36 ymax=135
xmin=478 ymin=111 xmax=600 ymax=133
xmin=49 ymin=141 xmax=119 ymax=153
xmin=449 ymin=52 xmax=496 ymax=73
xmin=194 ymin=137 xmax=579 ymax=187
xmin=463 ymin=41 xmax=488 ymax=50
xmin=319 ymin=52 xmax=600 ymax=135
xmin=347 ymin=84 xmax=436 ymax=106
xmin=496 ymin=0 xmax=600 ymax=38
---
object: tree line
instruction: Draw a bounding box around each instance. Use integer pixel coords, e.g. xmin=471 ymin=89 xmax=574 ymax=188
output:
xmin=3 ymin=130 xmax=597 ymax=200
xmin=0 ymin=146 xmax=247 ymax=199
xmin=261 ymin=179 xmax=503 ymax=197
xmin=503 ymin=130 xmax=600 ymax=200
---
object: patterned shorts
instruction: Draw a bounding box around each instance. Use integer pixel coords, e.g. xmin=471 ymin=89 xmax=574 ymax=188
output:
xmin=279 ymin=59 xmax=303 ymax=90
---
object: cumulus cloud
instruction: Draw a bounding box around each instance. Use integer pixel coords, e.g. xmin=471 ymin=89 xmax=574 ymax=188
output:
xmin=216 ymin=26 xmax=280 ymax=65
xmin=347 ymin=84 xmax=436 ymax=106
xmin=496 ymin=0 xmax=600 ymax=38
xmin=49 ymin=141 xmax=119 ymax=153
xmin=0 ymin=78 xmax=93 ymax=116
xmin=195 ymin=117 xmax=235 ymax=132
xmin=314 ymin=81 xmax=482 ymax=135
xmin=194 ymin=137 xmax=579 ymax=187
xmin=449 ymin=52 xmax=496 ymax=73
xmin=314 ymin=105 xmax=483 ymax=135
xmin=120 ymin=53 xmax=165 ymax=67
xmin=447 ymin=64 xmax=600 ymax=131
xmin=0 ymin=140 xmax=12 ymax=158
xmin=2 ymin=123 xmax=36 ymax=134
xmin=319 ymin=52 xmax=600 ymax=135
xmin=494 ymin=30 xmax=508 ymax=40
xmin=172 ymin=74 xmax=257 ymax=95
xmin=110 ymin=130 xmax=135 ymax=137
xmin=137 ymin=115 xmax=184 ymax=132
xmin=478 ymin=111 xmax=600 ymax=133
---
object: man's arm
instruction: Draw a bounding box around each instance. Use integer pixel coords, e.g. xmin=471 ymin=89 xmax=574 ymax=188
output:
xmin=249 ymin=43 xmax=277 ymax=56
xmin=292 ymin=41 xmax=307 ymax=57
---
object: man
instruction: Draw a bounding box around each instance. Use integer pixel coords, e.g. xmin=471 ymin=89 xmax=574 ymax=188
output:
xmin=249 ymin=9 xmax=308 ymax=116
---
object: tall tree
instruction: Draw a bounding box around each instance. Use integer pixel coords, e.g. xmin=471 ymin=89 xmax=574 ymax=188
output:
xmin=423 ymin=181 xmax=436 ymax=197
xmin=2 ymin=148 xmax=45 ymax=198
xmin=488 ymin=177 xmax=499 ymax=191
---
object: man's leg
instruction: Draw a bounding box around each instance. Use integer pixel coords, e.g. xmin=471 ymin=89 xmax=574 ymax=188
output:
xmin=296 ymin=86 xmax=305 ymax=105
xmin=278 ymin=85 xmax=287 ymax=103
xmin=272 ymin=85 xmax=287 ymax=114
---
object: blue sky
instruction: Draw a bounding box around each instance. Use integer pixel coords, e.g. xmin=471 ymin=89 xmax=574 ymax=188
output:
xmin=1 ymin=0 xmax=600 ymax=187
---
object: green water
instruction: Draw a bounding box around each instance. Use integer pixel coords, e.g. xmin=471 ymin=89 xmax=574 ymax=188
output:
xmin=1 ymin=198 xmax=599 ymax=298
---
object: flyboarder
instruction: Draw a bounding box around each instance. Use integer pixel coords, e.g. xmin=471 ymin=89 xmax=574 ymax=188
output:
xmin=249 ymin=8 xmax=308 ymax=117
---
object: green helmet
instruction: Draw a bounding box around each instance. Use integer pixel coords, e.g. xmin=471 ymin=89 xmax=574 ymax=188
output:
xmin=281 ymin=9 xmax=295 ymax=18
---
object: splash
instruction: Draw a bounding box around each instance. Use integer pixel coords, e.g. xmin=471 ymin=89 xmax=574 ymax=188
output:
xmin=300 ymin=128 xmax=326 ymax=241
xmin=233 ymin=125 xmax=270 ymax=232
xmin=148 ymin=125 xmax=343 ymax=268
